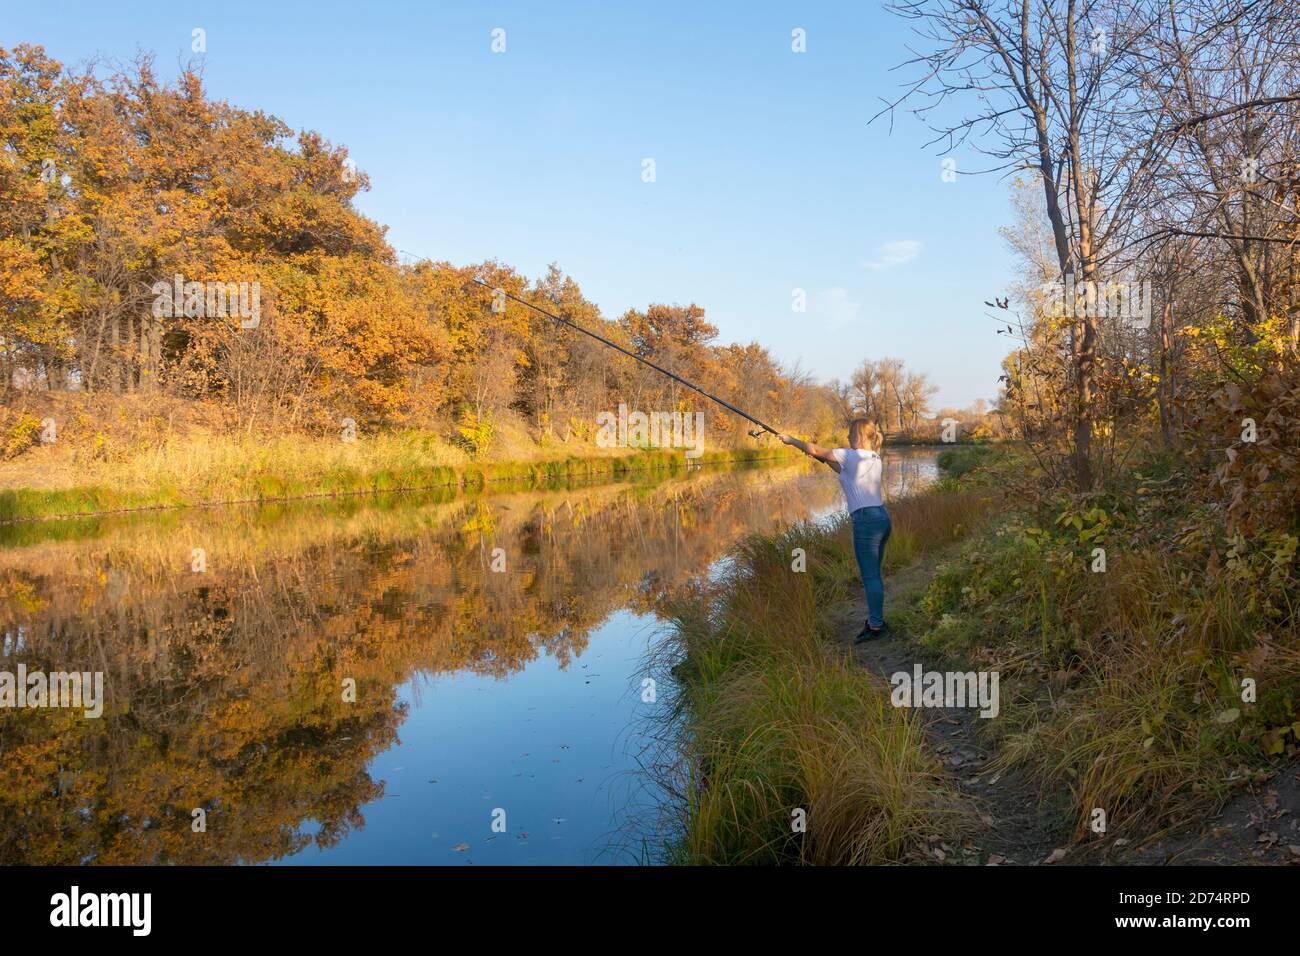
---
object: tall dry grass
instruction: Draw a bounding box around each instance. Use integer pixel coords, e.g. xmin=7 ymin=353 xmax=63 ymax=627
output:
xmin=0 ymin=429 xmax=797 ymax=522
xmin=657 ymin=489 xmax=993 ymax=864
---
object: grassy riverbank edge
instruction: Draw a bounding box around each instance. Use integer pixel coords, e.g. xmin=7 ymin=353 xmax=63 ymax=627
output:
xmin=659 ymin=442 xmax=1300 ymax=864
xmin=0 ymin=446 xmax=800 ymax=524
xmin=655 ymin=460 xmax=998 ymax=863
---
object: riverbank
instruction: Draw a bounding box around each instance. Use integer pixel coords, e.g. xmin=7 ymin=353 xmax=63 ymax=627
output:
xmin=0 ymin=389 xmax=832 ymax=521
xmin=660 ymin=445 xmax=1300 ymax=864
xmin=0 ymin=437 xmax=800 ymax=523
xmin=0 ymin=391 xmax=993 ymax=523
xmin=656 ymin=485 xmax=997 ymax=863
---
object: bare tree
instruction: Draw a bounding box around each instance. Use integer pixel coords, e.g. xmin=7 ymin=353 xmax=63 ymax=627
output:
xmin=876 ymin=0 xmax=1299 ymax=487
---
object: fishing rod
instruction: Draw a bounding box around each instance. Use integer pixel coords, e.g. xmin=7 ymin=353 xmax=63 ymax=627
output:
xmin=468 ymin=277 xmax=779 ymax=439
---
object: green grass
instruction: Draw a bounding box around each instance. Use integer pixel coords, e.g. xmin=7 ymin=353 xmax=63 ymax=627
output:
xmin=910 ymin=484 xmax=1300 ymax=840
xmin=936 ymin=443 xmax=1001 ymax=480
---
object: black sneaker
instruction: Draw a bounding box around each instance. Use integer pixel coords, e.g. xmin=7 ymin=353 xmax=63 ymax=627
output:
xmin=854 ymin=621 xmax=885 ymax=643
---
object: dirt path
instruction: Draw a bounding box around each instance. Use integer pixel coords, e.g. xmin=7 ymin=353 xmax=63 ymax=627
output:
xmin=832 ymin=549 xmax=1300 ymax=866
xmin=828 ymin=549 xmax=1070 ymax=866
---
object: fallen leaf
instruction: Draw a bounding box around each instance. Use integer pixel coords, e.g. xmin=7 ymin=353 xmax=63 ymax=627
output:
xmin=1043 ymin=848 xmax=1068 ymax=864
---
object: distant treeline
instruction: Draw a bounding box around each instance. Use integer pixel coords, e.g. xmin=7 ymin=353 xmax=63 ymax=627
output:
xmin=0 ymin=45 xmax=992 ymax=455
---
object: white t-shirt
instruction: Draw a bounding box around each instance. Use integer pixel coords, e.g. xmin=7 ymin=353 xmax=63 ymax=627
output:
xmin=831 ymin=448 xmax=884 ymax=513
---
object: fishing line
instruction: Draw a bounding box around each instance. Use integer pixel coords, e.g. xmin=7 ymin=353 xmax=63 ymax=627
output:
xmin=397 ymin=250 xmax=777 ymax=437
xmin=467 ymin=278 xmax=776 ymax=438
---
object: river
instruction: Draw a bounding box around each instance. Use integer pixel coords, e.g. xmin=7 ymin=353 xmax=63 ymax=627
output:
xmin=0 ymin=447 xmax=940 ymax=865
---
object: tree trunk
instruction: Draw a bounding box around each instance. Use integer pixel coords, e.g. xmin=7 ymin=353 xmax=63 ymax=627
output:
xmin=1158 ymin=296 xmax=1172 ymax=449
xmin=110 ymin=316 xmax=123 ymax=395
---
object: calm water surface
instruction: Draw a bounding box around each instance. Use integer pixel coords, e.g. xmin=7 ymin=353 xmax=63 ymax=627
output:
xmin=0 ymin=449 xmax=938 ymax=865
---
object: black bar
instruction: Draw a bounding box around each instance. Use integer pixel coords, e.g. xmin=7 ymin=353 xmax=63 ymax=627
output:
xmin=0 ymin=863 xmax=1281 ymax=942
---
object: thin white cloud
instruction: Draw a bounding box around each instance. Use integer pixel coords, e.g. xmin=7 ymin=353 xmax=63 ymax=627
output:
xmin=816 ymin=287 xmax=861 ymax=329
xmin=862 ymin=239 xmax=922 ymax=272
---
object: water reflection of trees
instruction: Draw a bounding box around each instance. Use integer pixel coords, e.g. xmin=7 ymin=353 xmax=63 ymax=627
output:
xmin=0 ymin=464 xmax=840 ymax=864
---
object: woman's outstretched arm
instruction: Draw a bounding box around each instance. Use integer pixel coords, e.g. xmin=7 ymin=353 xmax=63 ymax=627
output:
xmin=778 ymin=433 xmax=841 ymax=473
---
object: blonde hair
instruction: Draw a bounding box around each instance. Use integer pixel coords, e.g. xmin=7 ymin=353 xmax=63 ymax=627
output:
xmin=847 ymin=418 xmax=884 ymax=453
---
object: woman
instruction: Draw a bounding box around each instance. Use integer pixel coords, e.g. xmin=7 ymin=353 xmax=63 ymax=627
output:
xmin=778 ymin=419 xmax=891 ymax=642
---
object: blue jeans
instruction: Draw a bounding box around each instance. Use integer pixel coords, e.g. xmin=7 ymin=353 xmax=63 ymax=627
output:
xmin=850 ymin=506 xmax=891 ymax=628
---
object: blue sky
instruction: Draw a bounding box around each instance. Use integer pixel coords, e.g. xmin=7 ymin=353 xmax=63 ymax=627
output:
xmin=5 ymin=1 xmax=1021 ymax=408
